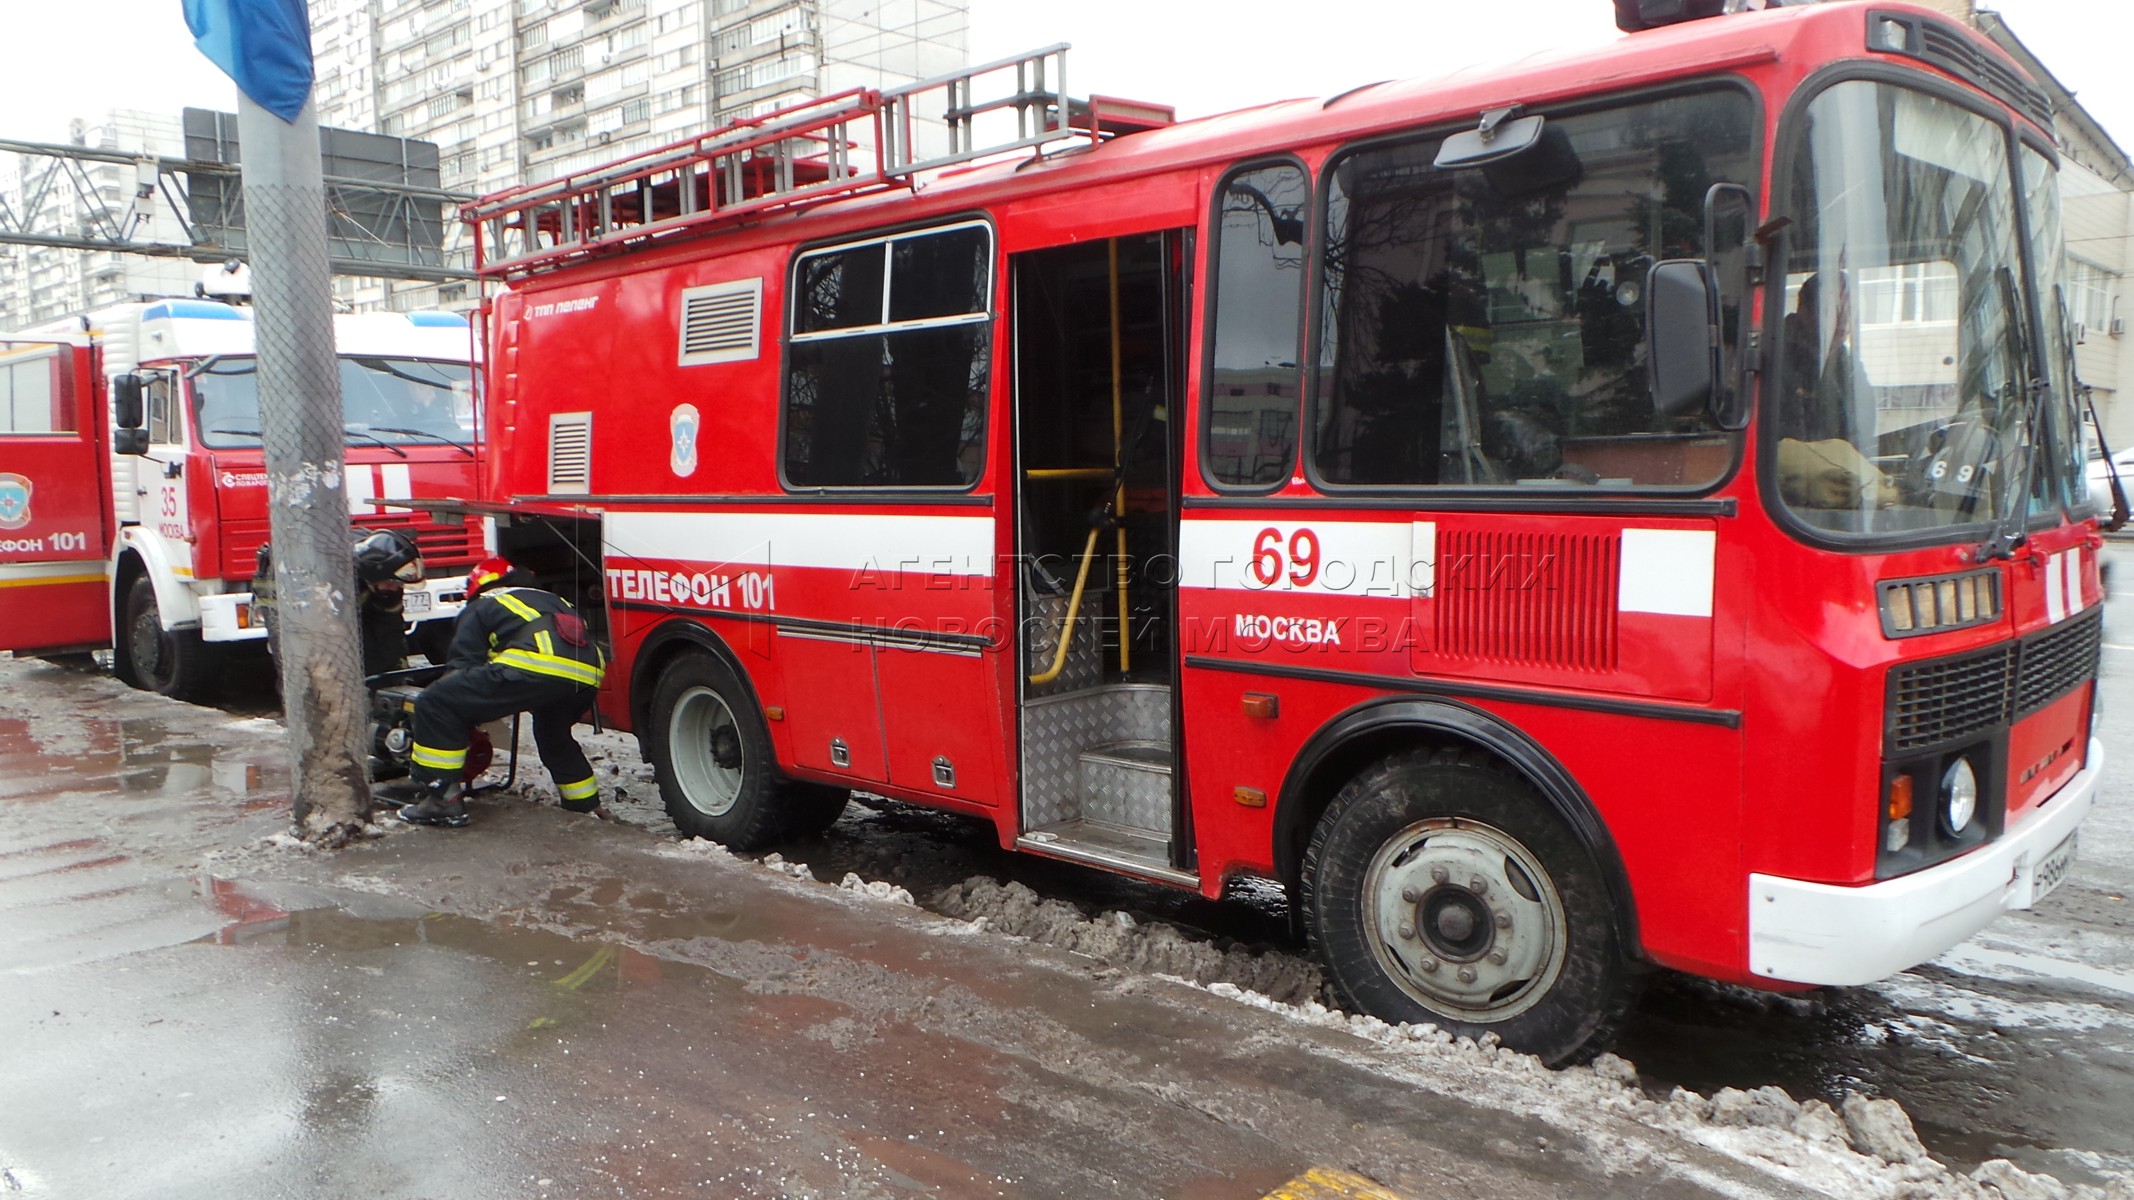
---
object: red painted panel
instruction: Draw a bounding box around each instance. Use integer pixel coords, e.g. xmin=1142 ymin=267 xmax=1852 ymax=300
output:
xmin=875 ymin=643 xmax=1006 ymax=806
xmin=0 ymin=344 xmax=115 ymax=654
xmin=774 ymin=634 xmax=886 ymax=784
xmin=2008 ymin=686 xmax=2090 ymax=820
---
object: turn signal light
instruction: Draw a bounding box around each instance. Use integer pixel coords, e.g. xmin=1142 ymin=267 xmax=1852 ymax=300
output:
xmin=1886 ymin=774 xmax=1914 ymax=820
xmin=1242 ymin=692 xmax=1279 ymax=719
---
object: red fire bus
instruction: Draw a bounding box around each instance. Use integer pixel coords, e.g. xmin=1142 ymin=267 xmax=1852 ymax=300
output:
xmin=453 ymin=0 xmax=2106 ymax=1062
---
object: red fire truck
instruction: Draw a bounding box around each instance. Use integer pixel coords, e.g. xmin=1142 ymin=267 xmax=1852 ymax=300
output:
xmin=0 ymin=301 xmax=484 ymax=698
xmin=452 ymin=0 xmax=2105 ymax=1062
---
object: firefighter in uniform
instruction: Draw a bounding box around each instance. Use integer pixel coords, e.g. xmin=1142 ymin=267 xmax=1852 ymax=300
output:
xmin=398 ymin=557 xmax=607 ymax=828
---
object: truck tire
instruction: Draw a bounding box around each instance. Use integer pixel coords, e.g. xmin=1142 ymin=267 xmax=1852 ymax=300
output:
xmin=119 ymin=575 xmax=221 ymax=702
xmin=1300 ymin=747 xmax=1635 ymax=1066
xmin=647 ymin=651 xmax=840 ymax=849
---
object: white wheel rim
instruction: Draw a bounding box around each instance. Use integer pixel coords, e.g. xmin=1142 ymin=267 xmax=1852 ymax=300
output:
xmin=1361 ymin=817 xmax=1569 ymax=1024
xmin=668 ymin=685 xmax=744 ymax=817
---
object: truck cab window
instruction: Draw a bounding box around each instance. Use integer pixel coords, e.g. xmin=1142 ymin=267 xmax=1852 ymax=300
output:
xmin=1314 ymin=88 xmax=1756 ymax=489
xmin=1207 ymin=162 xmax=1307 ymax=488
xmin=1774 ymin=82 xmax=2039 ymax=538
xmin=147 ymin=375 xmax=177 ymax=445
xmin=0 ymin=351 xmax=66 ymax=434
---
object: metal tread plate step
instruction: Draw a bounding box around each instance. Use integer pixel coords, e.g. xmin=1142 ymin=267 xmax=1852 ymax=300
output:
xmin=1079 ymin=740 xmax=1173 ymax=772
xmin=1018 ymin=818 xmax=1196 ymax=888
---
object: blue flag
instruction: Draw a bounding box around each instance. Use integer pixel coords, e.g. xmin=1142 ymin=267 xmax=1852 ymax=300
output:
xmin=182 ymin=0 xmax=315 ymax=124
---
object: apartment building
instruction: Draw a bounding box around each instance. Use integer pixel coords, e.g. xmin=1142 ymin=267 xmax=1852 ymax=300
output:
xmin=0 ymin=112 xmax=197 ymax=330
xmin=307 ymin=0 xmax=969 ymax=310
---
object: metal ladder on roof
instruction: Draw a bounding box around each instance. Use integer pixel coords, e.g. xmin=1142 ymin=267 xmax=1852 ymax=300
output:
xmin=463 ymin=45 xmax=1174 ymax=279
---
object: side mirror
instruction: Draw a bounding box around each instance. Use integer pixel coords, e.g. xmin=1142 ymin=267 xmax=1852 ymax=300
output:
xmin=113 ymin=427 xmax=151 ymax=456
xmin=1647 ymin=259 xmax=1721 ymax=419
xmin=112 ymin=375 xmax=145 ymax=429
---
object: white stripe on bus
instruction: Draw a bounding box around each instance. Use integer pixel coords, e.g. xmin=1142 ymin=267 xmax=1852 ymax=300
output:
xmin=606 ymin=510 xmax=997 ymax=577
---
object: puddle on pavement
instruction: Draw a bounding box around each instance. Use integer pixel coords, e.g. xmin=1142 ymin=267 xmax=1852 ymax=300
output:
xmin=196 ymin=884 xmax=696 ymax=1002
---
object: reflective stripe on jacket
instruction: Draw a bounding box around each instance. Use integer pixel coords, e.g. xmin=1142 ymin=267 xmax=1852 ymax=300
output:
xmin=448 ymin=585 xmax=606 ymax=688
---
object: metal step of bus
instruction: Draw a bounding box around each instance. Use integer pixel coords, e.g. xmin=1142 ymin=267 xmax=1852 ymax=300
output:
xmin=1075 ymin=740 xmax=1172 ymax=835
xmin=1018 ymin=819 xmax=1195 ymax=889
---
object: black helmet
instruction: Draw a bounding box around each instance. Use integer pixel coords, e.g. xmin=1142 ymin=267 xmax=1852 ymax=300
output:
xmin=353 ymin=528 xmax=423 ymax=585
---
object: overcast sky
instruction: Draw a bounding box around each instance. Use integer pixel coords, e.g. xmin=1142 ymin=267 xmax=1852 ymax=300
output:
xmin=1 ymin=1 xmax=2126 ymax=165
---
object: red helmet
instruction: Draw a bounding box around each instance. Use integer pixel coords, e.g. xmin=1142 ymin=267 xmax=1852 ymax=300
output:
xmin=466 ymin=556 xmax=513 ymax=598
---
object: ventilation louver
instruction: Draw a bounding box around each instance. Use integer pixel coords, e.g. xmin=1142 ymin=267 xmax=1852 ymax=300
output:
xmin=677 ymin=278 xmax=762 ymax=366
xmin=548 ymin=411 xmax=591 ymax=494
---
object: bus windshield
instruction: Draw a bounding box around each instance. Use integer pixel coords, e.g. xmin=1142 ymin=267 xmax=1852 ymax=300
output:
xmin=192 ymin=356 xmax=475 ymax=450
xmin=1772 ymin=79 xmax=2081 ymax=540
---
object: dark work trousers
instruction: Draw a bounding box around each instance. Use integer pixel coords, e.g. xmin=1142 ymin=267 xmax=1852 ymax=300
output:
xmin=409 ymin=662 xmax=597 ymax=794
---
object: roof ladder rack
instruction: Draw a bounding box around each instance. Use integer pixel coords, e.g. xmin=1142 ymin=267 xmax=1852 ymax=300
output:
xmin=464 ymin=45 xmax=1173 ymax=279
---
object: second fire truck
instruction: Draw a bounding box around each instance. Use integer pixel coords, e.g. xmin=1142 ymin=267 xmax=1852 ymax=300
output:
xmin=0 ymin=299 xmax=483 ymax=698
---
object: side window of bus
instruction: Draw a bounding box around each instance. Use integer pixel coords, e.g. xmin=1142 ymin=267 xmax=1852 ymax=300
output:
xmin=1314 ymin=88 xmax=1758 ymax=489
xmin=147 ymin=375 xmax=177 ymax=445
xmin=1207 ymin=162 xmax=1307 ymax=487
xmin=0 ymin=351 xmax=69 ymax=435
xmin=783 ymin=222 xmax=994 ymax=488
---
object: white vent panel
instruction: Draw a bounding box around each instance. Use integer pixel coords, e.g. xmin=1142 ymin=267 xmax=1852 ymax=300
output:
xmin=677 ymin=278 xmax=763 ymax=366
xmin=548 ymin=411 xmax=592 ymax=494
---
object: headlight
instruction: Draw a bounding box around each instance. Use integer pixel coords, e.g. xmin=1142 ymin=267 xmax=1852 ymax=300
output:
xmin=1941 ymin=758 xmax=1979 ymax=836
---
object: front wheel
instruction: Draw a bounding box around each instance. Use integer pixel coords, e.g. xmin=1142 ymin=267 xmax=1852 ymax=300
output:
xmin=646 ymin=651 xmax=843 ymax=849
xmin=1301 ymin=747 xmax=1635 ymax=1066
xmin=118 ymin=575 xmax=220 ymax=702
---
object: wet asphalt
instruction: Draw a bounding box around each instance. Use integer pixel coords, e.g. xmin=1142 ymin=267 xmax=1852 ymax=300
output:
xmin=0 ymin=660 xmax=1818 ymax=1200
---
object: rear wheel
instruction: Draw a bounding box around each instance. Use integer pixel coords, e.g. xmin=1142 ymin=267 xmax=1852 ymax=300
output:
xmin=647 ymin=651 xmax=843 ymax=849
xmin=118 ymin=575 xmax=220 ymax=702
xmin=1301 ymin=747 xmax=1635 ymax=1066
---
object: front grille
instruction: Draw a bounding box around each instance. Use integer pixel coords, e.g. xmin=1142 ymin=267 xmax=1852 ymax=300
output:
xmin=1888 ymin=644 xmax=2015 ymax=752
xmin=1887 ymin=608 xmax=2102 ymax=752
xmin=410 ymin=523 xmax=484 ymax=568
xmin=2015 ymin=607 xmax=2103 ymax=719
xmin=357 ymin=514 xmax=484 ymax=570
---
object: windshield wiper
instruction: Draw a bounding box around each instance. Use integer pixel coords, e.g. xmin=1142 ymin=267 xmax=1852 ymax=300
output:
xmin=342 ymin=425 xmax=409 ymax=458
xmin=208 ymin=425 xmax=263 ymax=439
xmin=1975 ymin=268 xmax=2040 ymax=563
xmin=365 ymin=426 xmax=472 ymax=454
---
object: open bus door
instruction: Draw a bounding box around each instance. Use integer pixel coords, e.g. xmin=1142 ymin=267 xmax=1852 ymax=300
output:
xmin=1010 ymin=230 xmax=1193 ymax=884
xmin=0 ymin=339 xmax=116 ymax=656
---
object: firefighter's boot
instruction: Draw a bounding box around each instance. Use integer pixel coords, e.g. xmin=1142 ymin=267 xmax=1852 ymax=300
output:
xmin=398 ymin=779 xmax=470 ymax=828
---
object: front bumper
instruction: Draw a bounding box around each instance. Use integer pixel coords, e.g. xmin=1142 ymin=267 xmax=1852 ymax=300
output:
xmin=196 ymin=575 xmax=469 ymax=643
xmin=1746 ymin=738 xmax=2103 ymax=987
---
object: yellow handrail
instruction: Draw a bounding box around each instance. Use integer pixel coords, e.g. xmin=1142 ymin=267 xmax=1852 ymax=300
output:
xmin=1027 ymin=526 xmax=1103 ymax=685
xmin=1109 ymin=238 xmax=1130 ymax=674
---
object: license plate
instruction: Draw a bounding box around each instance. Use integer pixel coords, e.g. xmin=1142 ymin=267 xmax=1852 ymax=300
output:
xmin=2031 ymin=832 xmax=2078 ymax=905
xmin=402 ymin=590 xmax=433 ymax=615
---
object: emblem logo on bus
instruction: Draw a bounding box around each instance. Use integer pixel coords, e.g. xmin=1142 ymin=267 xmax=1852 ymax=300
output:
xmin=0 ymin=473 xmax=31 ymax=531
xmin=670 ymin=403 xmax=700 ymax=478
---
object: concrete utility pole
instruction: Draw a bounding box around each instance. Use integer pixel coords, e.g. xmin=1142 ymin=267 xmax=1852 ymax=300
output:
xmin=237 ymin=92 xmax=372 ymax=845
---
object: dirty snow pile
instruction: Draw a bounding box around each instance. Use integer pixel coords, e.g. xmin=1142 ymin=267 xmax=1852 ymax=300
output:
xmin=837 ymin=872 xmax=915 ymax=906
xmin=1205 ymin=983 xmax=2134 ymax=1200
xmin=932 ymin=877 xmax=1324 ymax=1005
xmin=921 ymin=874 xmax=2130 ymax=1200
